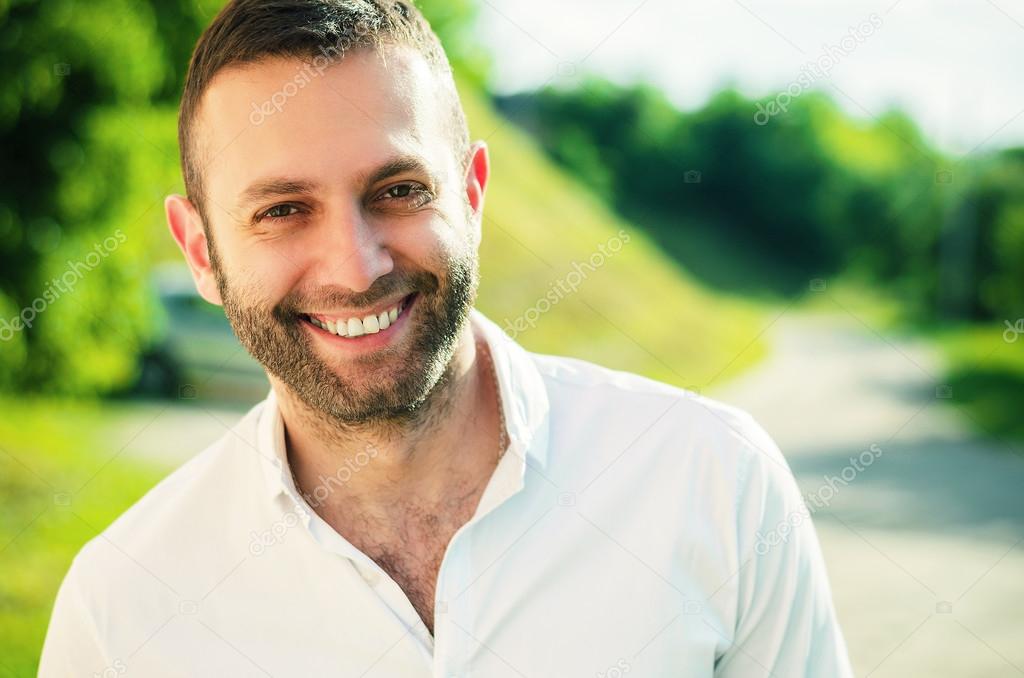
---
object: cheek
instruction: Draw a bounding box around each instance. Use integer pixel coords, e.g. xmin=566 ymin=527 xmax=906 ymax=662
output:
xmin=226 ymin=240 xmax=305 ymax=306
xmin=428 ymin=199 xmax=476 ymax=253
xmin=371 ymin=210 xmax=459 ymax=264
xmin=414 ymin=224 xmax=473 ymax=274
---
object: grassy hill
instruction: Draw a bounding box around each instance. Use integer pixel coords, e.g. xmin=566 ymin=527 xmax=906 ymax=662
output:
xmin=461 ymin=81 xmax=766 ymax=390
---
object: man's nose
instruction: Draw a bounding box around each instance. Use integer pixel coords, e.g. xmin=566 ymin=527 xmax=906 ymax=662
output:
xmin=317 ymin=204 xmax=394 ymax=293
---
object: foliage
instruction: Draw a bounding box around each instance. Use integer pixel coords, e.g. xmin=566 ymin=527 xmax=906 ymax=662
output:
xmin=495 ymin=80 xmax=1022 ymax=324
xmin=937 ymin=324 xmax=1024 ymax=444
xmin=0 ymin=0 xmax=205 ymax=393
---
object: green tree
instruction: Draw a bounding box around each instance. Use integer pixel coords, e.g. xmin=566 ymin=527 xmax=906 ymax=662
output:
xmin=0 ymin=0 xmax=195 ymax=393
xmin=0 ymin=0 xmax=482 ymax=395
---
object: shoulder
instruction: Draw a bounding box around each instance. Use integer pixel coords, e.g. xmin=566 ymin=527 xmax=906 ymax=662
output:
xmin=66 ymin=400 xmax=269 ymax=609
xmin=532 ymin=351 xmax=783 ymax=465
xmin=106 ymin=401 xmax=264 ymax=541
xmin=41 ymin=401 xmax=275 ymax=673
xmin=525 ymin=350 xmax=799 ymax=528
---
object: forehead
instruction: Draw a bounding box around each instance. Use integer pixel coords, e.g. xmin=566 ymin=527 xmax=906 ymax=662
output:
xmin=195 ymin=46 xmax=448 ymax=205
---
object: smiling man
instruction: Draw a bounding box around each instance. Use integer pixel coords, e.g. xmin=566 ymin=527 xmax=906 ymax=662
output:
xmin=39 ymin=1 xmax=852 ymax=676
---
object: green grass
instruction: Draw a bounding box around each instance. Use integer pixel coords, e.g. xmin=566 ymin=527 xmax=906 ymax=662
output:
xmin=798 ymin=275 xmax=909 ymax=328
xmin=0 ymin=398 xmax=167 ymax=676
xmin=935 ymin=324 xmax=1024 ymax=446
xmin=615 ymin=207 xmax=816 ymax=301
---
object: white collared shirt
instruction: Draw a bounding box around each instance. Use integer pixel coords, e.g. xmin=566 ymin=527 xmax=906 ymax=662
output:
xmin=40 ymin=309 xmax=852 ymax=677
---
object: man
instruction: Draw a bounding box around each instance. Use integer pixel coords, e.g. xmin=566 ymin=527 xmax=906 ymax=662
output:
xmin=40 ymin=1 xmax=853 ymax=676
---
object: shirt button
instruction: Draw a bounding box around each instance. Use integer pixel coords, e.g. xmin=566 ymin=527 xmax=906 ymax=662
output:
xmin=362 ymin=569 xmax=380 ymax=586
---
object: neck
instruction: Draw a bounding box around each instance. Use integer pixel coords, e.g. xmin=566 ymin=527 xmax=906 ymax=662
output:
xmin=272 ymin=319 xmax=502 ymax=518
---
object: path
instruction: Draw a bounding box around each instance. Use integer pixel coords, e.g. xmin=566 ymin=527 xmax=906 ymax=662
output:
xmin=716 ymin=312 xmax=1024 ymax=677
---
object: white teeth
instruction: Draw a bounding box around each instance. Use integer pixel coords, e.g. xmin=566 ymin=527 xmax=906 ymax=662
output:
xmin=309 ymin=297 xmax=408 ymax=338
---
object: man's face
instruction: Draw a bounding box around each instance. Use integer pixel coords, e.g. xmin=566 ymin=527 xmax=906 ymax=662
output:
xmin=181 ymin=47 xmax=484 ymax=424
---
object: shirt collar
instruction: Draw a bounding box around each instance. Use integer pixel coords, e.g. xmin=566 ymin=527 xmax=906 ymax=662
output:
xmin=255 ymin=308 xmax=551 ymax=506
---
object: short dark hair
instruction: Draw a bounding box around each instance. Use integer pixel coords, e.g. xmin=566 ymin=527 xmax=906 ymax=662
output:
xmin=178 ymin=0 xmax=470 ymax=222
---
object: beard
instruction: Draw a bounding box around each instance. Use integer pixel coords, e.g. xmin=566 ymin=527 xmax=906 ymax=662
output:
xmin=212 ymin=244 xmax=478 ymax=427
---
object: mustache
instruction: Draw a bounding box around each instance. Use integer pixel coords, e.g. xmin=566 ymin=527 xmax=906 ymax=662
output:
xmin=274 ymin=271 xmax=438 ymax=318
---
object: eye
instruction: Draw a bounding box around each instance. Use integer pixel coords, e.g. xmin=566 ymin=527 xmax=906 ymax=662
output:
xmin=375 ymin=182 xmax=433 ymax=208
xmin=257 ymin=203 xmax=301 ymax=221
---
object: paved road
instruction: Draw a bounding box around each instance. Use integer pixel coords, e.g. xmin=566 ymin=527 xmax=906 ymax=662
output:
xmin=717 ymin=312 xmax=1024 ymax=677
xmin=109 ymin=399 xmax=252 ymax=468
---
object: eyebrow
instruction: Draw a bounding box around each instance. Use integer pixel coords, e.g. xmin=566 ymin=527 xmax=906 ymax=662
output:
xmin=238 ymin=179 xmax=319 ymax=208
xmin=236 ymin=155 xmax=436 ymax=210
xmin=359 ymin=156 xmax=434 ymax=188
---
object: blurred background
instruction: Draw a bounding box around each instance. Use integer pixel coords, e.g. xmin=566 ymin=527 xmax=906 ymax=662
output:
xmin=1 ymin=0 xmax=1022 ymax=675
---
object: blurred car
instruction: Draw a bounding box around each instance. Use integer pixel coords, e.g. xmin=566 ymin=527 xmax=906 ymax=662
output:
xmin=133 ymin=264 xmax=269 ymax=402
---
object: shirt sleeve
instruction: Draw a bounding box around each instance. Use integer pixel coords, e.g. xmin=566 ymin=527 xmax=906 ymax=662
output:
xmin=38 ymin=554 xmax=111 ymax=677
xmin=714 ymin=416 xmax=854 ymax=678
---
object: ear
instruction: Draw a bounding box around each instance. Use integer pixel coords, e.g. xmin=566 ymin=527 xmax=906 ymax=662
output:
xmin=165 ymin=194 xmax=223 ymax=306
xmin=463 ymin=140 xmax=489 ymax=226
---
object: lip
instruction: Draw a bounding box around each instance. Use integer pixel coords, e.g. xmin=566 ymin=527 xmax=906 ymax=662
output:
xmin=300 ymin=292 xmax=418 ymax=352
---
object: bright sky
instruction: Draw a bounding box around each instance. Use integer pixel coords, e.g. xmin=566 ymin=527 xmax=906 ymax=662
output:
xmin=476 ymin=0 xmax=1024 ymax=156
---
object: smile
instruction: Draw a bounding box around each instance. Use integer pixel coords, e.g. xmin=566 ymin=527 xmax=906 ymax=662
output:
xmin=300 ymin=293 xmax=415 ymax=338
